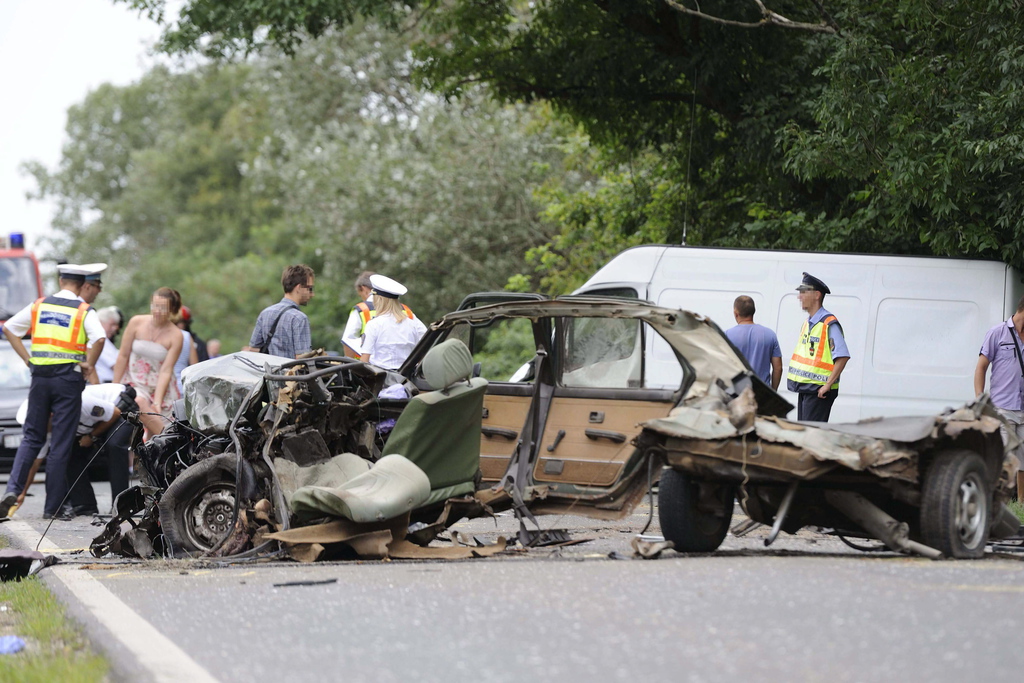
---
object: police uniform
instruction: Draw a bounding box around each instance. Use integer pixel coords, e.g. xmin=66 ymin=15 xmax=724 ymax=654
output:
xmin=341 ymin=294 xmax=416 ymax=358
xmin=0 ymin=264 xmax=106 ymax=518
xmin=786 ymin=273 xmax=851 ymax=422
xmin=67 ymin=383 xmax=135 ymax=516
xmin=360 ymin=275 xmax=427 ymax=371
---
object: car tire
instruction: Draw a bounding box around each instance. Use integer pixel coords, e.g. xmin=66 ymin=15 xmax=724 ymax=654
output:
xmin=920 ymin=450 xmax=990 ymax=559
xmin=159 ymin=454 xmax=238 ymax=557
xmin=658 ymin=468 xmax=734 ymax=552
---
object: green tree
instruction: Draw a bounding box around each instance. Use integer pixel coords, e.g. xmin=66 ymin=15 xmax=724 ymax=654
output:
xmin=116 ymin=0 xmax=1024 ymax=282
xmin=27 ymin=23 xmax=576 ymax=349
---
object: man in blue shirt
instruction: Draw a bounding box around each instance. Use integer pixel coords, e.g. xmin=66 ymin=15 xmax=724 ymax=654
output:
xmin=246 ymin=264 xmax=315 ymax=358
xmin=725 ymin=296 xmax=782 ymax=390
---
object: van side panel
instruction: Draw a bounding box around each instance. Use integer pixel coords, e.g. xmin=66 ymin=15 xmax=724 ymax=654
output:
xmin=579 ymin=246 xmax=1019 ymax=422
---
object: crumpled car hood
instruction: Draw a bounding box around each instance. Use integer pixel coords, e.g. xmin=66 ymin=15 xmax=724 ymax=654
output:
xmin=641 ymin=392 xmax=1015 ymax=481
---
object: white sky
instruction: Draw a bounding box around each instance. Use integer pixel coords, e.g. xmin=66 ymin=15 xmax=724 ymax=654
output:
xmin=0 ymin=0 xmax=169 ymax=257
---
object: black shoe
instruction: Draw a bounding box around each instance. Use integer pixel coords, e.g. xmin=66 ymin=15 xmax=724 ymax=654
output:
xmin=0 ymin=493 xmax=16 ymax=519
xmin=72 ymin=505 xmax=99 ymax=517
xmin=43 ymin=505 xmax=75 ymax=521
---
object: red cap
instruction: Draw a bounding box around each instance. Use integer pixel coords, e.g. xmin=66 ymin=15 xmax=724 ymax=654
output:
xmin=180 ymin=305 xmax=192 ymax=322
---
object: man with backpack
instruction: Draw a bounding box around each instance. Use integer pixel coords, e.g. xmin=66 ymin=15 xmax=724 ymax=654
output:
xmin=246 ymin=265 xmax=315 ymax=358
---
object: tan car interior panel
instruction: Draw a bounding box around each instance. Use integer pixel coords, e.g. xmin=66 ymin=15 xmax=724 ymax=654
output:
xmin=534 ymin=397 xmax=673 ymax=486
xmin=479 ymin=393 xmax=532 ymax=481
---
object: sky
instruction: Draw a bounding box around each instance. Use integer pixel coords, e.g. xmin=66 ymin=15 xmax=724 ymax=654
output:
xmin=0 ymin=0 xmax=171 ymax=257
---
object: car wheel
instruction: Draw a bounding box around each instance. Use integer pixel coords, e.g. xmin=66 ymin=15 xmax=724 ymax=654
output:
xmin=920 ymin=450 xmax=990 ymax=559
xmin=658 ymin=468 xmax=734 ymax=552
xmin=159 ymin=454 xmax=238 ymax=556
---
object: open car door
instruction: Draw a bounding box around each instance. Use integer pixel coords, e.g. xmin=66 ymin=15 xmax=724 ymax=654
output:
xmin=401 ymin=292 xmax=549 ymax=483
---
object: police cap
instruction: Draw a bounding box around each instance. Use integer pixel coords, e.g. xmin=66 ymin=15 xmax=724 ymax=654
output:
xmin=56 ymin=263 xmax=89 ymax=282
xmin=795 ymin=272 xmax=830 ymax=295
xmin=80 ymin=263 xmax=108 ymax=285
xmin=369 ymin=274 xmax=408 ymax=299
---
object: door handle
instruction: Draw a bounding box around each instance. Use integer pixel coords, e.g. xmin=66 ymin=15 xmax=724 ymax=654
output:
xmin=482 ymin=426 xmax=518 ymax=440
xmin=546 ymin=429 xmax=566 ymax=452
xmin=585 ymin=429 xmax=627 ymax=444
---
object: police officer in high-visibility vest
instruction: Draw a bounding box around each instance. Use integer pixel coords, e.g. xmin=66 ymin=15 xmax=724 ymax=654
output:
xmin=786 ymin=272 xmax=851 ymax=422
xmin=340 ymin=270 xmax=416 ymax=358
xmin=0 ymin=264 xmax=106 ymax=519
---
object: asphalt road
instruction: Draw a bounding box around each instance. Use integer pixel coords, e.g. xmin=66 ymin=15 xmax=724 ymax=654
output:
xmin=3 ymin=480 xmax=1023 ymax=683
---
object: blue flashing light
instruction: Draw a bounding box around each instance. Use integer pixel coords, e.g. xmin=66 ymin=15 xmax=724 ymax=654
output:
xmin=9 ymin=233 xmax=25 ymax=249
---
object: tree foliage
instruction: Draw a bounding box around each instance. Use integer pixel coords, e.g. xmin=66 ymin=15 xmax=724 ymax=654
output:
xmin=28 ymin=23 xmax=576 ymax=350
xmin=113 ymin=0 xmax=1024 ymax=280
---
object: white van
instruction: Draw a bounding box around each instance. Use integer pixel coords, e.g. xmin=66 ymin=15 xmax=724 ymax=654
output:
xmin=575 ymin=245 xmax=1024 ymax=422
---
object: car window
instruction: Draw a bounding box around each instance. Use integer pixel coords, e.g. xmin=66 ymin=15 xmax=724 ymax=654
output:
xmin=448 ymin=318 xmax=537 ymax=383
xmin=561 ymin=317 xmax=642 ymax=389
xmin=0 ymin=344 xmax=30 ymax=390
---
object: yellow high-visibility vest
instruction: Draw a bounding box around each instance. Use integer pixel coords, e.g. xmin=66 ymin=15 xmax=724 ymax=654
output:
xmin=356 ymin=301 xmax=415 ymax=335
xmin=28 ymin=296 xmax=90 ymax=365
xmin=787 ymin=314 xmax=840 ymax=388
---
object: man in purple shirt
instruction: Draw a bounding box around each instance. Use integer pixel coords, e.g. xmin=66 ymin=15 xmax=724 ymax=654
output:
xmin=725 ymin=296 xmax=782 ymax=390
xmin=975 ymin=295 xmax=1024 ymax=495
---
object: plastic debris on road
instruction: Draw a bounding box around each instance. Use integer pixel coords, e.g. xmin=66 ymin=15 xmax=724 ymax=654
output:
xmin=0 ymin=635 xmax=26 ymax=654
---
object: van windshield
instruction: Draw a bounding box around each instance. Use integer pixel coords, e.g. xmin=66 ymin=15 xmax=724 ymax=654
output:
xmin=0 ymin=257 xmax=38 ymax=318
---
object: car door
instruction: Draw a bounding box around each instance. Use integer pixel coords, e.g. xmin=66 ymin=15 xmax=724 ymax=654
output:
xmin=529 ymin=314 xmax=681 ymax=499
xmin=400 ymin=293 xmax=549 ymax=482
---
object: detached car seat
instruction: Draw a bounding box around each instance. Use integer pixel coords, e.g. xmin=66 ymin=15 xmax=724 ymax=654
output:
xmin=380 ymin=338 xmax=488 ymax=507
xmin=290 ymin=338 xmax=487 ymax=522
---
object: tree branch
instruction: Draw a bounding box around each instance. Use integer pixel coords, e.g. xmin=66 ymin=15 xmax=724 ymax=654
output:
xmin=663 ymin=0 xmax=838 ymax=34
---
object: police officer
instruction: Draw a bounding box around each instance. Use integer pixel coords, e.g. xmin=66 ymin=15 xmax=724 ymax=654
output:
xmin=786 ymin=272 xmax=851 ymax=422
xmin=359 ymin=274 xmax=426 ymax=371
xmin=341 ymin=271 xmax=416 ymax=358
xmin=0 ymin=264 xmax=106 ymax=519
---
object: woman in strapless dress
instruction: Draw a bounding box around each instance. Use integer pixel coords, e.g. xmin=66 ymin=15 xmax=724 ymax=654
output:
xmin=113 ymin=287 xmax=185 ymax=433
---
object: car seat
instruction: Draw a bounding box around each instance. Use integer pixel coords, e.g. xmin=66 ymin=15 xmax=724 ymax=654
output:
xmin=289 ymin=338 xmax=487 ymax=523
xmin=380 ymin=338 xmax=488 ymax=507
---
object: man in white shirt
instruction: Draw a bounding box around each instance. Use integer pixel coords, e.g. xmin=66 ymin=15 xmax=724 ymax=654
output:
xmin=0 ymin=264 xmax=106 ymax=520
xmin=67 ymin=383 xmax=135 ymax=516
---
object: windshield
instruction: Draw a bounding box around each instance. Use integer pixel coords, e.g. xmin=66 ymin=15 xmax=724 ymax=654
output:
xmin=0 ymin=343 xmax=30 ymax=390
xmin=0 ymin=256 xmax=39 ymax=317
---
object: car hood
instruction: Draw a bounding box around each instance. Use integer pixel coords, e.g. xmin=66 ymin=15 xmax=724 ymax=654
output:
xmin=421 ymin=296 xmax=751 ymax=400
xmin=0 ymin=387 xmax=29 ymax=420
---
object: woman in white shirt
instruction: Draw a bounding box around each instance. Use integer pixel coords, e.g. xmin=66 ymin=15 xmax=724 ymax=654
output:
xmin=359 ymin=275 xmax=426 ymax=371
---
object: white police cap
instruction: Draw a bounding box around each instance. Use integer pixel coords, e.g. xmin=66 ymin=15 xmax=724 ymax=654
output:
xmin=80 ymin=263 xmax=108 ymax=282
xmin=369 ymin=274 xmax=408 ymax=299
xmin=56 ymin=263 xmax=90 ymax=280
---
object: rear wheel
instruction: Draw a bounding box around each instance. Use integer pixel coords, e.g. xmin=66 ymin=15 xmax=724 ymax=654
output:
xmin=159 ymin=454 xmax=238 ymax=556
xmin=920 ymin=450 xmax=990 ymax=559
xmin=658 ymin=468 xmax=734 ymax=552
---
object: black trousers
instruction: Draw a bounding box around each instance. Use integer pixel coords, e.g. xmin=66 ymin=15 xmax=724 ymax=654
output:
xmin=797 ymin=389 xmax=838 ymax=422
xmin=68 ymin=417 xmax=132 ymax=512
xmin=5 ymin=368 xmax=84 ymax=516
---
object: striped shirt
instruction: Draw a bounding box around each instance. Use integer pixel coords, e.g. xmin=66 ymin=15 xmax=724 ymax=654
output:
xmin=249 ymin=299 xmax=311 ymax=358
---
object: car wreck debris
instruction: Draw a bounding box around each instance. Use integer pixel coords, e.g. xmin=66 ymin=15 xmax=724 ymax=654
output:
xmin=86 ymin=296 xmax=1022 ymax=564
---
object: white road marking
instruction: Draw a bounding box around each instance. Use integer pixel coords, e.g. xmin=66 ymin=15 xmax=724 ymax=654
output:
xmin=3 ymin=520 xmax=220 ymax=683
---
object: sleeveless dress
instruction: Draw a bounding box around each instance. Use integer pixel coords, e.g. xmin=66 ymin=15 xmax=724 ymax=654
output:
xmin=127 ymin=339 xmax=181 ymax=416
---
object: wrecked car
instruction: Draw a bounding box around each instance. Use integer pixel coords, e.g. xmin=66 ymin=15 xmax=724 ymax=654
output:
xmin=91 ymin=294 xmax=1021 ymax=561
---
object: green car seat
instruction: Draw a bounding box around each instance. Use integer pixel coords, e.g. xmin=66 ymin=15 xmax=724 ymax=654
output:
xmin=381 ymin=338 xmax=488 ymax=506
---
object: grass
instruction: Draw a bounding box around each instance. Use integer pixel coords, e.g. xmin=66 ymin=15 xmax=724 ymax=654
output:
xmin=0 ymin=536 xmax=109 ymax=683
xmin=1008 ymin=499 xmax=1024 ymax=524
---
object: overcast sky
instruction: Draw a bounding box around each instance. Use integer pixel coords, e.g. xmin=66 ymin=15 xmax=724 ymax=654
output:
xmin=0 ymin=0 xmax=170 ymax=256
